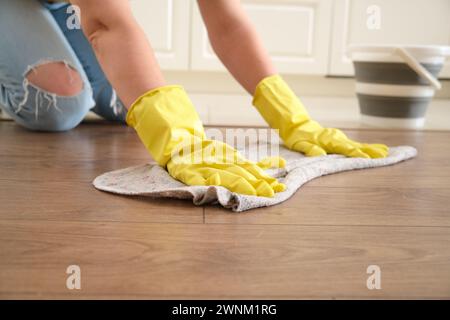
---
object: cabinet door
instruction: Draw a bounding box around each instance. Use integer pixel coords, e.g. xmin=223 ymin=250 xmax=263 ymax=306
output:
xmin=190 ymin=0 xmax=333 ymax=75
xmin=130 ymin=0 xmax=191 ymax=70
xmin=329 ymin=0 xmax=450 ymax=77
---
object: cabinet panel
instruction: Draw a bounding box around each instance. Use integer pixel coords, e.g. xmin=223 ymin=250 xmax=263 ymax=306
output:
xmin=130 ymin=0 xmax=190 ymax=70
xmin=191 ymin=0 xmax=333 ymax=75
xmin=329 ymin=0 xmax=450 ymax=77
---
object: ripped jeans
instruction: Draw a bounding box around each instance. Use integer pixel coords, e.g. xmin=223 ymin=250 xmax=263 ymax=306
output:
xmin=0 ymin=0 xmax=127 ymax=131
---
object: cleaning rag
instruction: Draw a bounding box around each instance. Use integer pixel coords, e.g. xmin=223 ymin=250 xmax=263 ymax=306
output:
xmin=93 ymin=143 xmax=417 ymax=212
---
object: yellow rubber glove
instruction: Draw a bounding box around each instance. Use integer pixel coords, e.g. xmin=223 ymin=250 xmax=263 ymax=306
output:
xmin=252 ymin=75 xmax=389 ymax=158
xmin=127 ymin=85 xmax=286 ymax=197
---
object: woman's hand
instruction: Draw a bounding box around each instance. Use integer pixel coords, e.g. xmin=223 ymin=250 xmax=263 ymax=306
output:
xmin=127 ymin=85 xmax=286 ymax=197
xmin=167 ymin=139 xmax=286 ymax=197
xmin=281 ymin=120 xmax=389 ymax=158
xmin=253 ymin=75 xmax=389 ymax=159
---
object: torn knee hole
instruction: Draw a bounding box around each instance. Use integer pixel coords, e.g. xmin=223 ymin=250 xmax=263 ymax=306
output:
xmin=25 ymin=60 xmax=83 ymax=97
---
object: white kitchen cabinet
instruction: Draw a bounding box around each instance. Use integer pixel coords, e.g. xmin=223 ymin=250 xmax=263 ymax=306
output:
xmin=329 ymin=0 xmax=450 ymax=77
xmin=130 ymin=0 xmax=191 ymax=70
xmin=190 ymin=0 xmax=333 ymax=75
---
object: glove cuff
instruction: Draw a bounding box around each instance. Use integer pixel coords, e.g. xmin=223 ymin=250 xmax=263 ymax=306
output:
xmin=252 ymin=74 xmax=310 ymax=143
xmin=126 ymin=85 xmax=183 ymax=127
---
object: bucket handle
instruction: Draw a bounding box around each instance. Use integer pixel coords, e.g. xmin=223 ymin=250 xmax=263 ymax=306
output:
xmin=395 ymin=47 xmax=442 ymax=90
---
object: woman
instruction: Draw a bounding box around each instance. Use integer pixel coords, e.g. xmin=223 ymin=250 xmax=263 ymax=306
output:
xmin=0 ymin=0 xmax=388 ymax=197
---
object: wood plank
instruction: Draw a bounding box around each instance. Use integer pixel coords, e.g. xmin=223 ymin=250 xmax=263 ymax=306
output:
xmin=205 ymin=186 xmax=450 ymax=227
xmin=0 ymin=220 xmax=448 ymax=299
xmin=306 ymin=156 xmax=450 ymax=189
xmin=0 ymin=123 xmax=147 ymax=162
xmin=298 ymin=129 xmax=450 ymax=188
xmin=206 ymin=129 xmax=450 ymax=225
xmin=0 ymin=122 xmax=202 ymax=224
xmin=0 ymin=180 xmax=202 ymax=224
xmin=0 ymin=157 xmax=150 ymax=182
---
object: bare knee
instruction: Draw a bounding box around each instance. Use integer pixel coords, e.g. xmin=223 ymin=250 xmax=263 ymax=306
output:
xmin=25 ymin=61 xmax=83 ymax=97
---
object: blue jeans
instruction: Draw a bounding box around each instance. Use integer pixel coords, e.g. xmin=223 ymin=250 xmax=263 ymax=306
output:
xmin=0 ymin=0 xmax=126 ymax=131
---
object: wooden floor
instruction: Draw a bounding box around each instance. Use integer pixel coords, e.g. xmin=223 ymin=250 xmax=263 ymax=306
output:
xmin=0 ymin=121 xmax=449 ymax=299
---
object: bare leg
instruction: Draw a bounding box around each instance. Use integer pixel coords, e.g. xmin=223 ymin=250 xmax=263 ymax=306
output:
xmin=71 ymin=0 xmax=165 ymax=108
xmin=197 ymin=0 xmax=276 ymax=95
xmin=26 ymin=61 xmax=83 ymax=96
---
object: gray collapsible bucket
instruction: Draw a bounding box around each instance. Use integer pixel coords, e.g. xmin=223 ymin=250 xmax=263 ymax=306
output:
xmin=349 ymin=45 xmax=450 ymax=129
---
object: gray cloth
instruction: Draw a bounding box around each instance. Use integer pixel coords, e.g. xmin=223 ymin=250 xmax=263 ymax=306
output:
xmin=93 ymin=143 xmax=417 ymax=212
